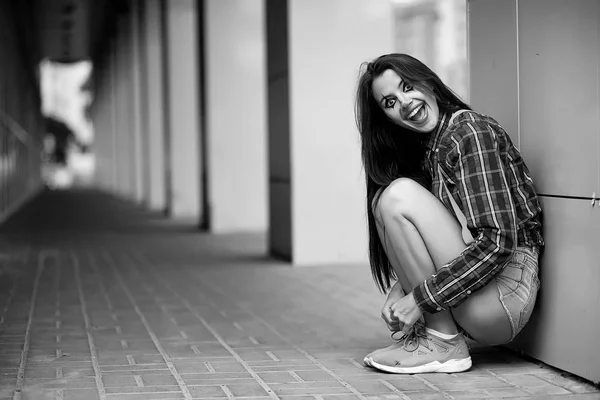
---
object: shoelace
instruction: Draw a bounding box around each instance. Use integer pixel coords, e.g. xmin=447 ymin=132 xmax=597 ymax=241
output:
xmin=391 ymin=323 xmax=432 ymax=352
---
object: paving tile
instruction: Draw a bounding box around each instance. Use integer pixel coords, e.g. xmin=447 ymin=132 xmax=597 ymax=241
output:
xmin=257 ymin=371 xmax=302 ymax=384
xmin=224 ymin=381 xmax=271 ymax=396
xmin=187 ymin=385 xmax=229 ymax=397
xmin=403 ymin=391 xmax=447 ymax=400
xmin=368 ymin=377 xmax=430 ymax=392
xmin=321 ymin=396 xmax=363 ymax=400
xmin=421 ymin=375 xmax=509 ymax=391
xmin=107 ymin=393 xmax=185 ymax=400
xmin=295 ymin=370 xmax=340 ymax=382
xmin=484 ymin=386 xmax=532 ymax=397
xmin=269 ymin=381 xmax=351 ymax=395
xmin=444 ymin=390 xmax=490 ymax=399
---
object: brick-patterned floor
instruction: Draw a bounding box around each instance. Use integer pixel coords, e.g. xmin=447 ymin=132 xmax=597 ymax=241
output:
xmin=0 ymin=189 xmax=597 ymax=400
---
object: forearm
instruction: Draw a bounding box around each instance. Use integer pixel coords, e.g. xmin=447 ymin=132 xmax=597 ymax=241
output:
xmin=413 ymin=234 xmax=514 ymax=314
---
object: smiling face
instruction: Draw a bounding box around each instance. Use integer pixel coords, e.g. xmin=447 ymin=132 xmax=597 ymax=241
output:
xmin=371 ymin=69 xmax=440 ymax=134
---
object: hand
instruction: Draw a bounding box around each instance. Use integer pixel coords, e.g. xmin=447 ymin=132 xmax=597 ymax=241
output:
xmin=388 ymin=292 xmax=423 ymax=334
xmin=380 ymin=282 xmax=405 ymax=332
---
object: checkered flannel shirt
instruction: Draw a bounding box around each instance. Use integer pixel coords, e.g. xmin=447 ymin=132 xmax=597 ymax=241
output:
xmin=412 ymin=110 xmax=544 ymax=314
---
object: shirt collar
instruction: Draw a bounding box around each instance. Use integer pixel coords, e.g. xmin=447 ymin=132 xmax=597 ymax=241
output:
xmin=424 ymin=110 xmax=451 ymax=151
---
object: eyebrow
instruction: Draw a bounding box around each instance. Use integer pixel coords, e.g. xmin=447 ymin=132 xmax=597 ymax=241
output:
xmin=379 ymin=79 xmax=405 ymax=105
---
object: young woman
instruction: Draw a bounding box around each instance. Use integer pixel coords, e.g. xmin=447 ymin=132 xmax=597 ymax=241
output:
xmin=355 ymin=53 xmax=544 ymax=374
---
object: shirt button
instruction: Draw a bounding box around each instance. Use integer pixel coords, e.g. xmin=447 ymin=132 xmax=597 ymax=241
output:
xmin=466 ymin=290 xmax=472 ymax=295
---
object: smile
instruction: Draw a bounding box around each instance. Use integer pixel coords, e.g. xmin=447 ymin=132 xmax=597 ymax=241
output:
xmin=406 ymin=104 xmax=424 ymax=121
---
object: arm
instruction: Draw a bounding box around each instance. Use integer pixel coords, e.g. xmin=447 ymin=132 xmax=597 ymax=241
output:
xmin=413 ymin=120 xmax=518 ymax=314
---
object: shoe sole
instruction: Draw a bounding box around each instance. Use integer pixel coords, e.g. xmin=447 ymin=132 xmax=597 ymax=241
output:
xmin=367 ymin=356 xmax=472 ymax=374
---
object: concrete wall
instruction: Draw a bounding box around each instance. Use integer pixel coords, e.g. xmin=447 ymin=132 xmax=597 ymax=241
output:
xmin=141 ymin=0 xmax=168 ymax=212
xmin=163 ymin=0 xmax=203 ymax=221
xmin=289 ymin=0 xmax=393 ymax=264
xmin=205 ymin=0 xmax=267 ymax=233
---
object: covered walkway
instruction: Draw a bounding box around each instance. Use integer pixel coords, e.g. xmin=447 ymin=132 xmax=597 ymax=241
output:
xmin=0 ymin=189 xmax=596 ymax=399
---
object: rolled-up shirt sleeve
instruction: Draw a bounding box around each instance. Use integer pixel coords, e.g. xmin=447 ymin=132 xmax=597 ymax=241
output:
xmin=413 ymin=120 xmax=517 ymax=314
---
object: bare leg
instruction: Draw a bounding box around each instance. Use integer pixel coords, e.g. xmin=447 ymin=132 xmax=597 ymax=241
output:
xmin=375 ymin=217 xmax=459 ymax=335
xmin=374 ymin=178 xmax=511 ymax=345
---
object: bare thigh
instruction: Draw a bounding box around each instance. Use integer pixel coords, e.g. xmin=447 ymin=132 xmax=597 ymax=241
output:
xmin=375 ymin=178 xmax=512 ymax=345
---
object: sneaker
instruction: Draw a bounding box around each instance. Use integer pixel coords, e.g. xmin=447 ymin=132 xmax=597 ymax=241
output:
xmin=364 ymin=318 xmax=426 ymax=367
xmin=366 ymin=323 xmax=472 ymax=374
xmin=364 ymin=342 xmax=402 ymax=367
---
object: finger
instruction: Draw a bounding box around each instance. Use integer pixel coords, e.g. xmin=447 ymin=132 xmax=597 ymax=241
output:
xmin=381 ymin=310 xmax=391 ymax=326
xmin=382 ymin=305 xmax=395 ymax=324
xmin=387 ymin=320 xmax=401 ymax=332
xmin=401 ymin=323 xmax=413 ymax=334
xmin=389 ymin=307 xmax=404 ymax=324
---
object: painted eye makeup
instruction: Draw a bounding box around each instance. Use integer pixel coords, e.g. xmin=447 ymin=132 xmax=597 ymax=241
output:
xmin=403 ymin=84 xmax=414 ymax=92
xmin=384 ymin=98 xmax=396 ymax=109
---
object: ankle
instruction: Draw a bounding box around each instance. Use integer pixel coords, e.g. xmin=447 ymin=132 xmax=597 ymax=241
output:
xmin=423 ymin=322 xmax=458 ymax=336
xmin=423 ymin=313 xmax=459 ymax=336
xmin=426 ymin=327 xmax=459 ymax=340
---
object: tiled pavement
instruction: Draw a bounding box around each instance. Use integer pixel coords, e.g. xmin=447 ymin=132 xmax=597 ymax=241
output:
xmin=0 ymin=189 xmax=598 ymax=400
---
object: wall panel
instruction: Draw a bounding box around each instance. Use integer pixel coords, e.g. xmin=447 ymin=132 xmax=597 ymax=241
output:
xmin=519 ymin=0 xmax=599 ymax=197
xmin=511 ymin=197 xmax=600 ymax=383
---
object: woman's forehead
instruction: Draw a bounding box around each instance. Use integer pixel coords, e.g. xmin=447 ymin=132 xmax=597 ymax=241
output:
xmin=372 ymin=70 xmax=405 ymax=95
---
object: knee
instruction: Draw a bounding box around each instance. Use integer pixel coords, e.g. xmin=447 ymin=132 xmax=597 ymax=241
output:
xmin=373 ymin=178 xmax=422 ymax=223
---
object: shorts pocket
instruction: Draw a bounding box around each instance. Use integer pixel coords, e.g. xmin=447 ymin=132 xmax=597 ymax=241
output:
xmin=517 ymin=270 xmax=540 ymax=333
xmin=496 ymin=254 xmax=525 ymax=295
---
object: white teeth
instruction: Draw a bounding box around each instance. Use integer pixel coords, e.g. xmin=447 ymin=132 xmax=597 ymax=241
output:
xmin=407 ymin=104 xmax=423 ymax=120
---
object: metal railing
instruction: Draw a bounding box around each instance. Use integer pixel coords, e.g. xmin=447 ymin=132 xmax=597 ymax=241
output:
xmin=0 ymin=109 xmax=35 ymax=216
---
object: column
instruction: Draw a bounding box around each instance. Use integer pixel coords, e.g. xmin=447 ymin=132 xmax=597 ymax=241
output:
xmin=109 ymin=38 xmax=120 ymax=193
xmin=114 ymin=19 xmax=135 ymax=199
xmin=205 ymin=0 xmax=267 ymax=233
xmin=142 ymin=0 xmax=167 ymax=212
xmin=130 ymin=0 xmax=145 ymax=203
xmin=266 ymin=0 xmax=393 ymax=264
xmin=91 ymin=60 xmax=118 ymax=191
xmin=164 ymin=0 xmax=202 ymax=221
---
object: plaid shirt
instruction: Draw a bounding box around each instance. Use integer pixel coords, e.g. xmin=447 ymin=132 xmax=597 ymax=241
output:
xmin=412 ymin=110 xmax=544 ymax=314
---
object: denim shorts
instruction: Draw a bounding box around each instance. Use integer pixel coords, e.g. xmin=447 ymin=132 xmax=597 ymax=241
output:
xmin=495 ymin=246 xmax=541 ymax=342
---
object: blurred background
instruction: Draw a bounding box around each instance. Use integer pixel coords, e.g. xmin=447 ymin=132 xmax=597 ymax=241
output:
xmin=38 ymin=0 xmax=467 ymax=192
xmin=10 ymin=0 xmax=470 ymax=265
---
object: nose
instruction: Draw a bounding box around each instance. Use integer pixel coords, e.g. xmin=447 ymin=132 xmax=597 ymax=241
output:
xmin=397 ymin=92 xmax=412 ymax=109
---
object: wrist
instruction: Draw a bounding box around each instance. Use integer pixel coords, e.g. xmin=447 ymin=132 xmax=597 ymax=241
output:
xmin=391 ymin=281 xmax=404 ymax=293
xmin=387 ymin=283 xmax=404 ymax=300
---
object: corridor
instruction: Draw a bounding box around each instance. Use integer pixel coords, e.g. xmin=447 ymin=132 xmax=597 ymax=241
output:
xmin=0 ymin=190 xmax=597 ymax=399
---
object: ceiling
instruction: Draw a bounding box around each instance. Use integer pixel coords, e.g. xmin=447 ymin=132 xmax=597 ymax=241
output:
xmin=33 ymin=0 xmax=114 ymax=64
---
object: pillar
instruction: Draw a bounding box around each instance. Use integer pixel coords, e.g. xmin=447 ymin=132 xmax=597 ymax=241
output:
xmin=163 ymin=0 xmax=202 ymax=221
xmin=109 ymin=39 xmax=120 ymax=192
xmin=266 ymin=0 xmax=393 ymax=264
xmin=205 ymin=0 xmax=267 ymax=232
xmin=130 ymin=0 xmax=145 ymax=204
xmin=114 ymin=17 xmax=136 ymax=199
xmin=91 ymin=59 xmax=118 ymax=192
xmin=141 ymin=0 xmax=168 ymax=212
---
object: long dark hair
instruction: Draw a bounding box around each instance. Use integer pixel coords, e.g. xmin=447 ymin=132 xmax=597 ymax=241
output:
xmin=355 ymin=53 xmax=471 ymax=292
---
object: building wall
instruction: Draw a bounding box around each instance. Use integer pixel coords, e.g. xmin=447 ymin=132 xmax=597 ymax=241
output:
xmin=469 ymin=0 xmax=600 ymax=383
xmin=0 ymin=3 xmax=44 ymax=223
